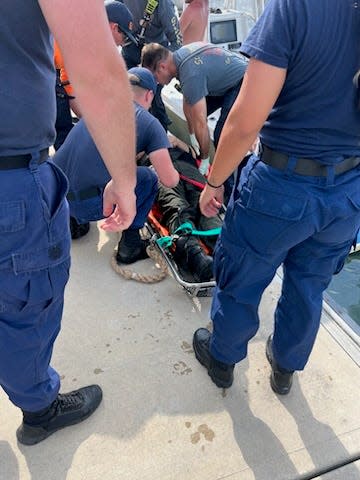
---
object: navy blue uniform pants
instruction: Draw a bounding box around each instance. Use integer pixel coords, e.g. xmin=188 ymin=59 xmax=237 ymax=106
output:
xmin=68 ymin=166 xmax=158 ymax=229
xmin=210 ymin=154 xmax=360 ymax=371
xmin=0 ymin=154 xmax=71 ymax=411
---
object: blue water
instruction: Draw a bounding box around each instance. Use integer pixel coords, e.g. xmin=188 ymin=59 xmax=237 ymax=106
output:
xmin=326 ymin=251 xmax=360 ymax=327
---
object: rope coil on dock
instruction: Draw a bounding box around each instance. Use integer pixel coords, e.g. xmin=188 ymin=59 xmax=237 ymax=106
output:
xmin=111 ymin=243 xmax=168 ymax=283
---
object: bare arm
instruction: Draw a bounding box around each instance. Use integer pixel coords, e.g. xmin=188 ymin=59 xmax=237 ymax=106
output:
xmin=179 ymin=7 xmax=192 ymax=41
xmin=183 ymin=99 xmax=194 ymax=135
xmin=39 ymin=0 xmax=136 ymax=231
xmin=149 ymin=149 xmax=179 ymax=188
xmin=200 ymin=58 xmax=286 ymax=217
xmin=184 ymin=97 xmax=210 ymax=159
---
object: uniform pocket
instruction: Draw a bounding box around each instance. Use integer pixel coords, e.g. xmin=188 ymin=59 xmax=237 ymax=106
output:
xmin=213 ymin=237 xmax=277 ymax=302
xmin=0 ymin=258 xmax=70 ymax=315
xmin=246 ymin=186 xmax=307 ymax=221
xmin=0 ymin=201 xmax=25 ymax=233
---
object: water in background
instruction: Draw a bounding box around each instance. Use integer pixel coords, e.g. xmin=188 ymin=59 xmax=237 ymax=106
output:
xmin=326 ymin=252 xmax=360 ymax=329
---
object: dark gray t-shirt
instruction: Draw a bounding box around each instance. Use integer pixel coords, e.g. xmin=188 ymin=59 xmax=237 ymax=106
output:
xmin=173 ymin=42 xmax=248 ymax=105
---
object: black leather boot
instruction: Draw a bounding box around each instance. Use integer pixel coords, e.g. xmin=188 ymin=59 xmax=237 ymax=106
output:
xmin=17 ymin=385 xmax=103 ymax=445
xmin=70 ymin=216 xmax=90 ymax=239
xmin=116 ymin=229 xmax=149 ymax=264
xmin=193 ymin=328 xmax=235 ymax=388
xmin=266 ymin=335 xmax=294 ymax=395
xmin=174 ymin=236 xmax=213 ymax=282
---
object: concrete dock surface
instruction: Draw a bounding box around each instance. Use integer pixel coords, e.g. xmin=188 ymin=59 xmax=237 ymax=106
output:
xmin=1 ymin=224 xmax=360 ymax=480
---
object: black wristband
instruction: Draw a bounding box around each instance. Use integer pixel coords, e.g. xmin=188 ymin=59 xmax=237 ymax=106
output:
xmin=206 ymin=178 xmax=222 ymax=189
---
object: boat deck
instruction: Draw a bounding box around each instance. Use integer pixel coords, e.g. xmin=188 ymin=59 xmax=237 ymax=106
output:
xmin=1 ymin=225 xmax=360 ymax=480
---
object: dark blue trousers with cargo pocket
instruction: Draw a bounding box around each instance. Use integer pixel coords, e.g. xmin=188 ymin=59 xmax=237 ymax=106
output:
xmin=68 ymin=166 xmax=158 ymax=228
xmin=0 ymin=153 xmax=70 ymax=411
xmin=209 ymin=153 xmax=360 ymax=371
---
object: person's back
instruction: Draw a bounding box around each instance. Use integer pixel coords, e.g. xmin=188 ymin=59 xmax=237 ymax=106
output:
xmin=173 ymin=42 xmax=247 ymax=102
xmin=180 ymin=0 xmax=209 ymax=45
xmin=55 ymin=104 xmax=172 ymax=195
xmin=0 ymin=2 xmax=55 ymax=155
xmin=247 ymin=0 xmax=360 ymax=159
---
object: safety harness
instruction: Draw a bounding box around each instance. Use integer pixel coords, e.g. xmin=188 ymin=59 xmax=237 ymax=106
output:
xmin=137 ymin=0 xmax=159 ymax=47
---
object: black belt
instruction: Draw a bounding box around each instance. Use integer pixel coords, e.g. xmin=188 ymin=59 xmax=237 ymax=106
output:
xmin=67 ymin=186 xmax=103 ymax=202
xmin=0 ymin=149 xmax=49 ymax=170
xmin=261 ymin=145 xmax=360 ymax=177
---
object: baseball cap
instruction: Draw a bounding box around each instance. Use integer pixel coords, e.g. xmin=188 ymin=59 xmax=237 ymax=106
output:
xmin=105 ymin=1 xmax=138 ymax=45
xmin=128 ymin=67 xmax=157 ymax=95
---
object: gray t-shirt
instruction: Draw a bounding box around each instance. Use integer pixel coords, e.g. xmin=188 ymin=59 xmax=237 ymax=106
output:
xmin=173 ymin=42 xmax=248 ymax=105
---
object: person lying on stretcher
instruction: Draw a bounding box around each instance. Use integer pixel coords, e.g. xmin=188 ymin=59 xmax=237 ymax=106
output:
xmin=139 ymin=135 xmax=223 ymax=282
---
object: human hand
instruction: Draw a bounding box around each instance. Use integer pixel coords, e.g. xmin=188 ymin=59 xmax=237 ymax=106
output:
xmin=100 ymin=180 xmax=136 ymax=232
xmin=199 ymin=184 xmax=224 ymax=217
xmin=198 ymin=157 xmax=210 ymax=176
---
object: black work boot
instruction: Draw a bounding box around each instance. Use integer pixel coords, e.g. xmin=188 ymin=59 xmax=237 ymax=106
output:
xmin=116 ymin=229 xmax=149 ymax=264
xmin=193 ymin=328 xmax=235 ymax=388
xmin=70 ymin=216 xmax=90 ymax=240
xmin=16 ymin=385 xmax=103 ymax=446
xmin=266 ymin=335 xmax=294 ymax=395
xmin=174 ymin=237 xmax=213 ymax=282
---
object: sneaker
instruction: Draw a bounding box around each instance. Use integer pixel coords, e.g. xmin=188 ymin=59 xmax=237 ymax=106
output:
xmin=193 ymin=328 xmax=234 ymax=388
xmin=116 ymin=229 xmax=149 ymax=264
xmin=266 ymin=335 xmax=294 ymax=395
xmin=16 ymin=385 xmax=103 ymax=446
xmin=70 ymin=216 xmax=90 ymax=239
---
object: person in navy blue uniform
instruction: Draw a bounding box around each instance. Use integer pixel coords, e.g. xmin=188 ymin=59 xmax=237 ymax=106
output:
xmin=0 ymin=0 xmax=136 ymax=445
xmin=194 ymin=0 xmax=360 ymax=394
xmin=121 ymin=0 xmax=183 ymax=132
xmin=54 ymin=67 xmax=179 ymax=263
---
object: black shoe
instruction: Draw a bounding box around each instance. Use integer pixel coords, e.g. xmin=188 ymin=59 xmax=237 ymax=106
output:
xmin=193 ymin=328 xmax=234 ymax=388
xmin=70 ymin=216 xmax=90 ymax=240
xmin=266 ymin=335 xmax=293 ymax=395
xmin=16 ymin=385 xmax=103 ymax=446
xmin=174 ymin=237 xmax=213 ymax=282
xmin=116 ymin=229 xmax=149 ymax=264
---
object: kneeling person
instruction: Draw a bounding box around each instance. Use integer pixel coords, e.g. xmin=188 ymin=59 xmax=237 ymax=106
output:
xmin=54 ymin=67 xmax=179 ymax=263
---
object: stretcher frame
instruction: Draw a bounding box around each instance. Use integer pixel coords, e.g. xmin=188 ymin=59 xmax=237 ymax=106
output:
xmin=145 ymin=210 xmax=216 ymax=297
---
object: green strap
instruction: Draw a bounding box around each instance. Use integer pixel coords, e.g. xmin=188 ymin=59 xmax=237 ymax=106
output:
xmin=174 ymin=222 xmax=221 ymax=237
xmin=156 ymin=222 xmax=221 ymax=249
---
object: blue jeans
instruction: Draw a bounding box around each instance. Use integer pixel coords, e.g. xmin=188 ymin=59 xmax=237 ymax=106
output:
xmin=210 ymin=154 xmax=360 ymax=371
xmin=0 ymin=153 xmax=71 ymax=411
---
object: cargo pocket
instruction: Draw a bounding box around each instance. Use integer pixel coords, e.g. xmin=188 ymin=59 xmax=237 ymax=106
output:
xmin=213 ymin=237 xmax=276 ymax=302
xmin=0 ymin=257 xmax=70 ymax=315
xmin=232 ymin=184 xmax=310 ymax=255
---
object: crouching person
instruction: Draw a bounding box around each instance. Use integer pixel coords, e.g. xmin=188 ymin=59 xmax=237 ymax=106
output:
xmin=54 ymin=67 xmax=179 ymax=263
